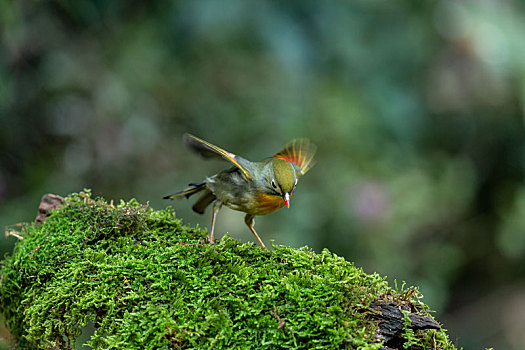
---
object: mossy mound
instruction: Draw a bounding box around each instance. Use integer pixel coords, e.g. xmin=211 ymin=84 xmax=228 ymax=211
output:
xmin=0 ymin=191 xmax=456 ymax=349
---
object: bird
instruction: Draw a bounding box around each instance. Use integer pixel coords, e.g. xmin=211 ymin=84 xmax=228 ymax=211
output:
xmin=163 ymin=133 xmax=316 ymax=249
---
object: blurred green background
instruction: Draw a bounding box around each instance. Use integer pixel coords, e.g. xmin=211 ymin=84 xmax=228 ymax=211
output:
xmin=2 ymin=0 xmax=525 ymax=348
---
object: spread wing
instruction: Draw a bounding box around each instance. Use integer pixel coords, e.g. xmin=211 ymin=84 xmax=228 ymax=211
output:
xmin=273 ymin=139 xmax=317 ymax=176
xmin=183 ymin=133 xmax=253 ymax=180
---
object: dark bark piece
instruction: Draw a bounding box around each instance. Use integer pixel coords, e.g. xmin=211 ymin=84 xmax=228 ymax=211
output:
xmin=35 ymin=194 xmax=64 ymax=224
xmin=367 ymin=302 xmax=440 ymax=349
xmin=409 ymin=313 xmax=441 ymax=330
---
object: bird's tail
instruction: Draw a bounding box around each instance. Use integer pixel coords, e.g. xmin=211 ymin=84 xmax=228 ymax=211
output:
xmin=163 ymin=182 xmax=207 ymax=200
xmin=191 ymin=190 xmax=216 ymax=214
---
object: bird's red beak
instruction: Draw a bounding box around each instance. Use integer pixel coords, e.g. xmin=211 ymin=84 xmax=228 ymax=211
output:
xmin=283 ymin=193 xmax=290 ymax=208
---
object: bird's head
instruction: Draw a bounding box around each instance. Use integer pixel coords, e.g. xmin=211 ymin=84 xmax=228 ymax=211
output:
xmin=262 ymin=158 xmax=298 ymax=208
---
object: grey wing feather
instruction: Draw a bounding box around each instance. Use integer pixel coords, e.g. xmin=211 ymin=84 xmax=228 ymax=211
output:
xmin=183 ymin=133 xmax=223 ymax=159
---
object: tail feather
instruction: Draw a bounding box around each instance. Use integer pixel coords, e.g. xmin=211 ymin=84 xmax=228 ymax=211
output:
xmin=192 ymin=190 xmax=216 ymax=214
xmin=163 ymin=182 xmax=207 ymax=200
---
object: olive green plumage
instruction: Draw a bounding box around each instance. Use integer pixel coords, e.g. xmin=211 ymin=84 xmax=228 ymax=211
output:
xmin=164 ymin=133 xmax=316 ymax=248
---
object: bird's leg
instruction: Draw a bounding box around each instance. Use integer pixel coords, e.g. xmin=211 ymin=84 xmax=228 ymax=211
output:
xmin=209 ymin=201 xmax=222 ymax=244
xmin=244 ymin=214 xmax=266 ymax=249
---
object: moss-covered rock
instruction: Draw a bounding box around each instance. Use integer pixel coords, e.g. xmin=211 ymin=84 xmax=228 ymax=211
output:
xmin=0 ymin=191 xmax=457 ymax=349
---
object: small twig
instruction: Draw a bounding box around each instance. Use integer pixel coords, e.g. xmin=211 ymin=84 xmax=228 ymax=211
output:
xmin=5 ymin=229 xmax=24 ymax=240
xmin=271 ymin=305 xmax=286 ymax=329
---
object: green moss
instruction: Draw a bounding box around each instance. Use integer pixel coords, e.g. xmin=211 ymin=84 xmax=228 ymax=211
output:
xmin=0 ymin=191 xmax=456 ymax=349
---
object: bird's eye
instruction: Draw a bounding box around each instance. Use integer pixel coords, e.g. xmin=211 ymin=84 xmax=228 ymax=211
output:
xmin=271 ymin=180 xmax=277 ymax=189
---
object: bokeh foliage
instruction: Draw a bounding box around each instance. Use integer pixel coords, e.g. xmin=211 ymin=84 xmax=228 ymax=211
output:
xmin=1 ymin=1 xmax=525 ymax=349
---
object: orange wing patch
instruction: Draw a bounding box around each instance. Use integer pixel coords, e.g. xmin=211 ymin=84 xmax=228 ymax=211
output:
xmin=254 ymin=193 xmax=285 ymax=215
xmin=273 ymin=139 xmax=317 ymax=176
